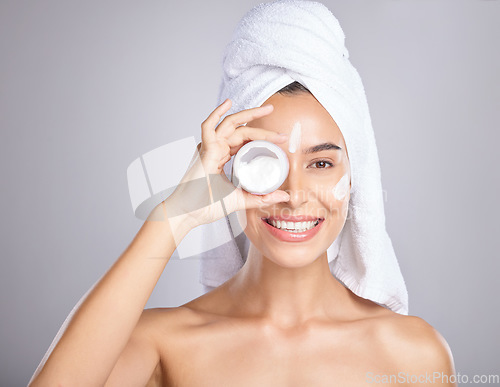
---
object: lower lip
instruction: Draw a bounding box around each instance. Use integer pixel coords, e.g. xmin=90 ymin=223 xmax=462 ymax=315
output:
xmin=261 ymin=219 xmax=324 ymax=242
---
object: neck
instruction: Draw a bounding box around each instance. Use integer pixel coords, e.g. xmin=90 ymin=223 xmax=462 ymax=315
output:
xmin=227 ymin=243 xmax=356 ymax=328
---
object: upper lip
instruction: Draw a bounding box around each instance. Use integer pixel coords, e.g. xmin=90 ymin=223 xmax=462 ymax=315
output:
xmin=263 ymin=215 xmax=323 ymax=222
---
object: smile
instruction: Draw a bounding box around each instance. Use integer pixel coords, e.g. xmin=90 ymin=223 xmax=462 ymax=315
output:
xmin=261 ymin=216 xmax=324 ymax=242
xmin=265 ymin=219 xmax=320 ymax=232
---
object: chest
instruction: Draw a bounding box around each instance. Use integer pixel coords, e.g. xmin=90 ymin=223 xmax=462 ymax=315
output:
xmin=159 ymin=324 xmax=390 ymax=386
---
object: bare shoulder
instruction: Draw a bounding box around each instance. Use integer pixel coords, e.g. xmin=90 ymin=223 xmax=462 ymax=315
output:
xmin=128 ymin=307 xmax=202 ymax=387
xmin=373 ymin=313 xmax=456 ymax=379
xmin=141 ymin=297 xmax=221 ymax=342
xmin=141 ymin=304 xmax=208 ymax=332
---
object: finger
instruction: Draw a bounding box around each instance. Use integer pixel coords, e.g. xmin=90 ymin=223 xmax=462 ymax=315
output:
xmin=216 ymin=104 xmax=274 ymax=138
xmin=201 ymin=99 xmax=232 ymax=144
xmin=227 ymin=127 xmax=289 ymax=155
xmin=223 ymin=186 xmax=290 ymax=215
xmin=243 ymin=189 xmax=290 ymax=210
xmin=217 ymin=152 xmax=232 ymax=170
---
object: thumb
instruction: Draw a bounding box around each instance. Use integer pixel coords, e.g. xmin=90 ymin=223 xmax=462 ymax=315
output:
xmin=252 ymin=190 xmax=290 ymax=207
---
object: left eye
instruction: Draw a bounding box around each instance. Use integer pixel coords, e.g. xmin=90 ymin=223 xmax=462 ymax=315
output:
xmin=310 ymin=160 xmax=334 ymax=169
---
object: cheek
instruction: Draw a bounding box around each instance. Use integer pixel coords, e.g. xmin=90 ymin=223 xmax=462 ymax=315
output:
xmin=314 ymin=173 xmax=350 ymax=219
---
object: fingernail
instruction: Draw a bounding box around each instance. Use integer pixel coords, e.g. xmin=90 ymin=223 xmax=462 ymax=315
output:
xmin=260 ymin=104 xmax=273 ymax=110
xmin=278 ymin=132 xmax=288 ymax=136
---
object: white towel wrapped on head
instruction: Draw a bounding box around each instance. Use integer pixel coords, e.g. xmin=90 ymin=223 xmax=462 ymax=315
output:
xmin=198 ymin=0 xmax=409 ymax=315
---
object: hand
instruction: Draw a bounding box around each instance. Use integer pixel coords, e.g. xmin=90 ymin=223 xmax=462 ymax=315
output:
xmin=164 ymin=99 xmax=290 ymax=229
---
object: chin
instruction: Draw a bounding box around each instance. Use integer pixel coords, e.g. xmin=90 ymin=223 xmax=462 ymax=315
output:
xmin=240 ymin=208 xmax=344 ymax=265
xmin=263 ymin=251 xmax=323 ymax=269
xmin=247 ymin=222 xmax=336 ymax=268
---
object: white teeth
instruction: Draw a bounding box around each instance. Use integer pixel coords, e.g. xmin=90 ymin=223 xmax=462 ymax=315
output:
xmin=269 ymin=219 xmax=319 ymax=232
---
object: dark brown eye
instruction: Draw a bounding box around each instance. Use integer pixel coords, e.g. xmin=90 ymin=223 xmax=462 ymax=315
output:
xmin=311 ymin=160 xmax=333 ymax=169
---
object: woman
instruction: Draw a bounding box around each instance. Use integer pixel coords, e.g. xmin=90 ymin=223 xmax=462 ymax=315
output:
xmin=29 ymin=1 xmax=456 ymax=386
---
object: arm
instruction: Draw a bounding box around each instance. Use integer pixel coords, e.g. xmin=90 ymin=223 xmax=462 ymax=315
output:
xmin=28 ymin=201 xmax=194 ymax=387
xmin=104 ymin=308 xmax=164 ymax=387
xmin=28 ymin=98 xmax=289 ymax=386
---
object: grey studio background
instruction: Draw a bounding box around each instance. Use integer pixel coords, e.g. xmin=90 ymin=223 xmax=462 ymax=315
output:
xmin=1 ymin=0 xmax=498 ymax=385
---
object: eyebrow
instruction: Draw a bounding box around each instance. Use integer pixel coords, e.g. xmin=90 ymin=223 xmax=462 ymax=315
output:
xmin=303 ymin=142 xmax=342 ymax=154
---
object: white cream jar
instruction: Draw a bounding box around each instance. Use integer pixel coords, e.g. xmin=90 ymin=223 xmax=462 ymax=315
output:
xmin=231 ymin=140 xmax=289 ymax=195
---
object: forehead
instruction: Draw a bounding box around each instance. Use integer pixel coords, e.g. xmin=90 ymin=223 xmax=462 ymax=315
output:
xmin=249 ymin=93 xmax=346 ymax=148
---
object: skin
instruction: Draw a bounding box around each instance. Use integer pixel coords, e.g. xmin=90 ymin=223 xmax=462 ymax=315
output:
xmin=139 ymin=94 xmax=456 ymax=386
xmin=29 ymin=94 xmax=456 ymax=387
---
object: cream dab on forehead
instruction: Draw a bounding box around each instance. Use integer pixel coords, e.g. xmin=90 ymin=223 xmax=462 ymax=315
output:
xmin=288 ymin=121 xmax=302 ymax=153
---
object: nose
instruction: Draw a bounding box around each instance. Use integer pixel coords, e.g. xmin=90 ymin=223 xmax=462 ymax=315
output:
xmin=279 ymin=164 xmax=308 ymax=209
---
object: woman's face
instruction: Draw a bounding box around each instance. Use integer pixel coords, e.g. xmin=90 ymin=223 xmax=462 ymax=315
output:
xmin=237 ymin=92 xmax=351 ymax=267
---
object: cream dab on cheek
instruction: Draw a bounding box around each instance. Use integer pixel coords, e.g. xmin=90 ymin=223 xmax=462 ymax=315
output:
xmin=333 ymin=173 xmax=350 ymax=200
xmin=288 ymin=121 xmax=301 ymax=153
